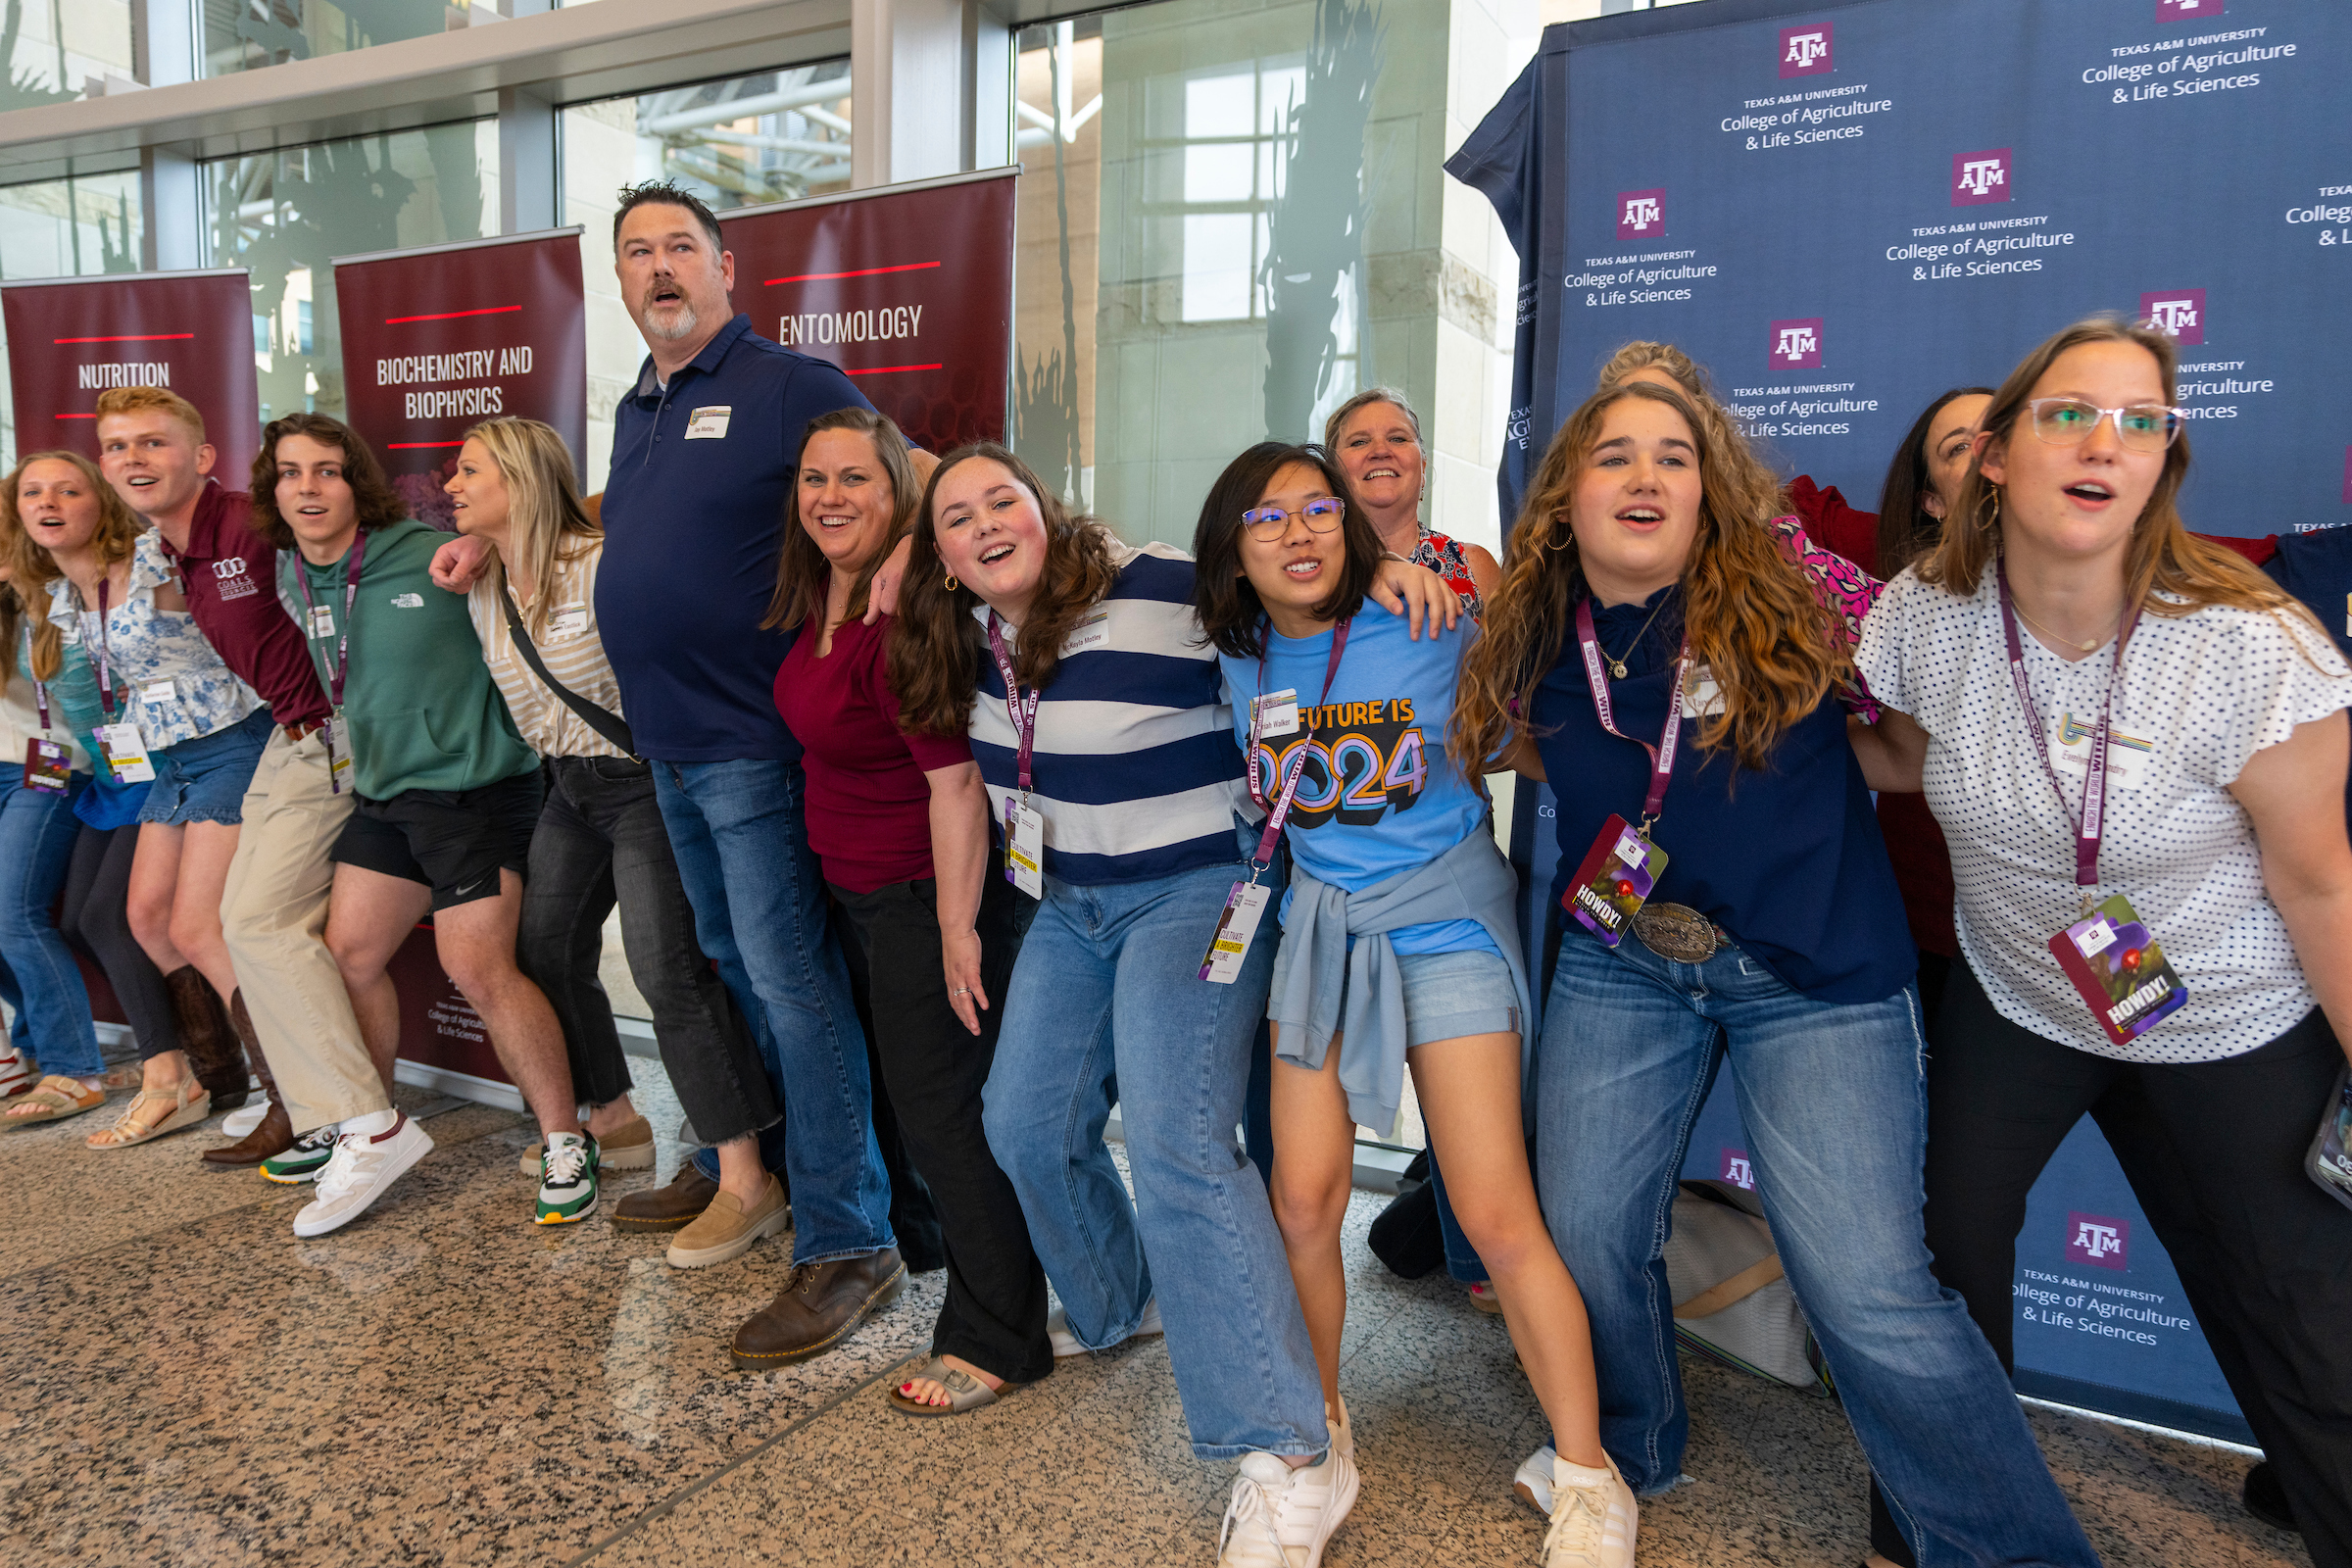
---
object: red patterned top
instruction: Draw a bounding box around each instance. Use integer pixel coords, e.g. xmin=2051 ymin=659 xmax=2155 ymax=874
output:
xmin=1410 ymin=526 xmax=1484 ymax=619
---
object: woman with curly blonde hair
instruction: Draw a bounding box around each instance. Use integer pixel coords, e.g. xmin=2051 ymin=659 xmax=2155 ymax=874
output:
xmin=1452 ymin=379 xmax=2099 ymax=1568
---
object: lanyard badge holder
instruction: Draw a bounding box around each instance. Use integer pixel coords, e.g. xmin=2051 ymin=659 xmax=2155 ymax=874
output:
xmin=1200 ymin=621 xmax=1349 ymax=984
xmin=1997 ymin=564 xmax=2185 ymax=1046
xmin=292 ymin=533 xmax=367 ymax=794
xmin=985 ymin=614 xmax=1047 ymax=897
xmin=22 ymin=678 xmax=68 ymax=794
xmin=1563 ymin=598 xmax=1698 ymax=955
xmin=84 ymin=581 xmax=156 ymax=786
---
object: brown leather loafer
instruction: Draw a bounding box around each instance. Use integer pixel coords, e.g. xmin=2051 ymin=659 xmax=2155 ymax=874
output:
xmin=612 ymin=1163 xmax=722 ymax=1232
xmin=730 ymin=1247 xmax=906 ymax=1370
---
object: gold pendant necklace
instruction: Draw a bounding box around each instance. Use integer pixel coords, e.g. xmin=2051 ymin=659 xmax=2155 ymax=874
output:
xmin=1600 ymin=593 xmax=1673 ymax=678
xmin=2014 ymin=601 xmax=2114 ymax=655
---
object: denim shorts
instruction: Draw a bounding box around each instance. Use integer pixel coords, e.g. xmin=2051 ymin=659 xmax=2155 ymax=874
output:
xmin=137 ymin=708 xmax=272 ymax=827
xmin=1396 ymin=945 xmax=1519 ymax=1048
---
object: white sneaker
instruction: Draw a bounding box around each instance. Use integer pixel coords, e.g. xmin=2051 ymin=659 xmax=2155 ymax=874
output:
xmin=1515 ymin=1443 xmax=1558 ymax=1515
xmin=1326 ymin=1396 xmax=1354 ymax=1462
xmin=292 ymin=1113 xmax=434 ymax=1238
xmin=221 ymin=1093 xmax=271 ymax=1139
xmin=1540 ymin=1452 xmax=1638 ymax=1568
xmin=1217 ymin=1449 xmax=1359 ymax=1568
xmin=1048 ymin=1296 xmax=1165 ymax=1357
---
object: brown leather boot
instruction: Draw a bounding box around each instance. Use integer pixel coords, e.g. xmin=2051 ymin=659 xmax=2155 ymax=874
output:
xmin=203 ymin=993 xmax=294 ymax=1167
xmin=167 ymin=966 xmax=248 ymax=1112
xmin=730 ymin=1247 xmax=906 ymax=1370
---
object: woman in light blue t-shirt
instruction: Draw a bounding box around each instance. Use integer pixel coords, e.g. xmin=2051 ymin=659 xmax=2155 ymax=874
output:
xmin=1194 ymin=441 xmax=1635 ymax=1568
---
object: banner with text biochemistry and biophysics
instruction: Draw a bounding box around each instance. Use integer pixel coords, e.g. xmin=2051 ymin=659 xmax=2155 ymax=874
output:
xmin=2 ymin=269 xmax=259 ymax=486
xmin=332 ymin=228 xmax=587 ymax=527
xmin=717 ymin=168 xmax=1016 ymax=457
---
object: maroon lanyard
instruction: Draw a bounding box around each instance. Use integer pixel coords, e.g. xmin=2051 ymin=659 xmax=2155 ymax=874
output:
xmin=291 ymin=531 xmax=368 ymax=712
xmin=1243 ymin=619 xmax=1350 ymax=874
xmin=983 ymin=612 xmax=1043 ymax=796
xmin=1995 ymin=562 xmax=2139 ymax=892
xmin=1574 ymin=596 xmax=1688 ymax=833
xmin=86 ymin=579 xmax=117 ymax=718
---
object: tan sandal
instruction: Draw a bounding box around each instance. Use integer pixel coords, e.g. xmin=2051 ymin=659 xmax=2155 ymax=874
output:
xmin=3 ymin=1075 xmax=106 ymax=1126
xmin=86 ymin=1078 xmax=212 ymax=1149
xmin=887 ymin=1356 xmax=1020 ymax=1418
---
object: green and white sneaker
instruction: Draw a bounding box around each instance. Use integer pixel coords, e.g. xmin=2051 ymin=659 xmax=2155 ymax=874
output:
xmin=262 ymin=1123 xmax=340 ymax=1184
xmin=535 ymin=1131 xmax=599 ymax=1225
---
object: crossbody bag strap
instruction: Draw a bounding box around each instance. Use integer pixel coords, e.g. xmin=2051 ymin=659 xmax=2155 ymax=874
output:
xmin=500 ymin=587 xmax=639 ymax=760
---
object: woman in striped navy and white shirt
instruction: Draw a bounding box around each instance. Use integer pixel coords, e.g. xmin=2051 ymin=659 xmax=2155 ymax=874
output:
xmin=890 ymin=443 xmax=1455 ymax=1567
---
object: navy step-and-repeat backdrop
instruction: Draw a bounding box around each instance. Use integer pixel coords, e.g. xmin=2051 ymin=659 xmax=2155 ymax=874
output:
xmin=1454 ymin=0 xmax=2352 ymax=1444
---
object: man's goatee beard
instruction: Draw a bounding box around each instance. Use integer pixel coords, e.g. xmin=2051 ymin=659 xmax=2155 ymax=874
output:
xmin=643 ymin=300 xmax=700 ymax=342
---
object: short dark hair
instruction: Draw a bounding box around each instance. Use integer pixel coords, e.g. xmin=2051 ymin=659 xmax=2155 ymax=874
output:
xmin=612 ymin=181 xmax=726 ymax=257
xmin=1192 ymin=442 xmax=1381 ymax=660
xmin=247 ymin=414 xmax=408 ymax=548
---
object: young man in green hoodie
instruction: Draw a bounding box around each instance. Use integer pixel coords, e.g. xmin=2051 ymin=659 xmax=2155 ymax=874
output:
xmin=257 ymin=413 xmax=593 ymax=1234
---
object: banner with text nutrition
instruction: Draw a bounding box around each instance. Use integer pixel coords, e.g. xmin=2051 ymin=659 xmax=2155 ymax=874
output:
xmin=716 ymin=167 xmax=1016 ymax=456
xmin=2 ymin=269 xmax=258 ymax=487
xmin=332 ymin=228 xmax=587 ymax=527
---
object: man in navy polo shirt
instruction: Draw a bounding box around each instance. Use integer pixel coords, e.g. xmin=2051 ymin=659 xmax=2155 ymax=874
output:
xmin=436 ymin=181 xmax=902 ymax=1363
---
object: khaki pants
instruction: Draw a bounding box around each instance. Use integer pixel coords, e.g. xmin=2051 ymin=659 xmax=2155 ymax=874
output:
xmin=220 ymin=726 xmax=387 ymax=1132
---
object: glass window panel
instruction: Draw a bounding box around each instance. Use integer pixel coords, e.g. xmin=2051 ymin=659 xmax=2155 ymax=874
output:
xmin=1 ymin=0 xmax=134 ymax=106
xmin=559 ymin=61 xmax=852 ymax=493
xmin=1182 ymin=142 xmax=1252 ymax=206
xmin=1180 ymin=213 xmax=1251 ymax=323
xmin=203 ymin=121 xmax=499 ymax=427
xmin=203 ymin=0 xmax=515 ymax=77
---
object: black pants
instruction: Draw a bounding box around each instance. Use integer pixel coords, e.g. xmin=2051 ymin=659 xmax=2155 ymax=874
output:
xmin=830 ymin=870 xmax=1052 ymax=1386
xmin=1872 ymin=959 xmax=2352 ymax=1567
xmin=59 ymin=823 xmax=175 ymax=1062
xmin=516 ymin=757 xmax=779 ymax=1145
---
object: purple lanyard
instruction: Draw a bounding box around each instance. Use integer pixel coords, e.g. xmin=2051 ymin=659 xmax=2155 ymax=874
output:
xmin=983 ymin=612 xmax=1043 ymax=796
xmin=1574 ymin=597 xmax=1689 ymax=833
xmin=1244 ymin=618 xmax=1350 ymax=874
xmin=291 ymin=531 xmax=368 ymax=712
xmin=1995 ymin=562 xmax=2139 ymax=891
xmin=87 ymin=579 xmax=117 ymax=718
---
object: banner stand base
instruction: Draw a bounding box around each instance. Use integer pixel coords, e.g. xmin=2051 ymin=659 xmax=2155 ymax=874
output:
xmin=393 ymin=1058 xmax=525 ymax=1117
xmin=2016 ymin=1371 xmax=2256 ymax=1449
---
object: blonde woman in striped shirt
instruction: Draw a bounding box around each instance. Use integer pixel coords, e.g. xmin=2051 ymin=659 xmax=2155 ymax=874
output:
xmin=448 ymin=418 xmax=783 ymax=1255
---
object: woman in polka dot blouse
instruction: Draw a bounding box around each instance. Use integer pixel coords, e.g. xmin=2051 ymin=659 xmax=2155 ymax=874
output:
xmin=1853 ymin=317 xmax=2352 ymax=1566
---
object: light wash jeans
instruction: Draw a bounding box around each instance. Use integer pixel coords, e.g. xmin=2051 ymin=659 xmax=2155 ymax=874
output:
xmin=0 ymin=777 xmax=99 ymax=1077
xmin=652 ymin=758 xmax=891 ymax=1265
xmin=1537 ymin=928 xmax=2099 ymax=1568
xmin=981 ymin=829 xmax=1327 ymax=1460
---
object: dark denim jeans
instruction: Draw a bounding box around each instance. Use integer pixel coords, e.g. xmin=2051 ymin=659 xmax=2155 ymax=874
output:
xmin=651 ymin=758 xmax=891 ymax=1265
xmin=519 ymin=756 xmax=778 ymax=1144
xmin=0 ymin=777 xmax=97 ymax=1075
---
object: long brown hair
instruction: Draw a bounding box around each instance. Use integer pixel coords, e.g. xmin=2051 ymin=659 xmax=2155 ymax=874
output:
xmin=1876 ymin=385 xmax=1995 ymax=576
xmin=1924 ymin=318 xmax=2318 ymax=638
xmin=1191 ymin=442 xmax=1381 ymax=659
xmin=889 ymin=443 xmax=1120 ymax=738
xmin=2 ymin=450 xmax=144 ymax=683
xmin=763 ymin=408 xmax=921 ymax=633
xmin=247 ymin=413 xmax=406 ymax=549
xmin=1451 ymin=382 xmax=1846 ymax=776
xmin=463 ymin=417 xmax=599 ymax=639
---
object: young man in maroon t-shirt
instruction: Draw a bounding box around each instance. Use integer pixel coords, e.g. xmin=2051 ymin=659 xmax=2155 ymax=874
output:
xmin=96 ymin=387 xmax=389 ymax=1169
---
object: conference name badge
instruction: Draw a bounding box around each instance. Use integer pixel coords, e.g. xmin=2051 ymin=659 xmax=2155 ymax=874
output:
xmin=1199 ymin=880 xmax=1272 ymax=984
xmin=141 ymin=679 xmax=176 ymax=708
xmin=547 ymin=604 xmax=590 ymax=642
xmin=684 ymin=406 xmax=732 ymax=440
xmin=2052 ymin=713 xmax=2152 ymax=792
xmin=1565 ymin=812 xmax=1666 ymax=949
xmin=96 ymin=722 xmax=155 ymax=785
xmin=1061 ymin=607 xmax=1111 ymax=657
xmin=320 ymin=715 xmax=353 ymax=785
xmin=2048 ymin=894 xmax=2186 ymax=1049
xmin=1004 ymin=798 xmax=1045 ymax=898
xmin=307 ymin=604 xmax=336 ymax=641
xmin=1254 ymin=688 xmax=1300 ymax=738
xmin=22 ymin=738 xmax=68 ymax=795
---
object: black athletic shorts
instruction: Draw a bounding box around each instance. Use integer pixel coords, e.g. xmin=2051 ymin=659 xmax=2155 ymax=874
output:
xmin=330 ymin=769 xmax=545 ymax=910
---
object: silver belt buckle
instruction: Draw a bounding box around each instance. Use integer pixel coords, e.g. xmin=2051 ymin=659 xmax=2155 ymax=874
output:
xmin=1633 ymin=902 xmax=1720 ymax=963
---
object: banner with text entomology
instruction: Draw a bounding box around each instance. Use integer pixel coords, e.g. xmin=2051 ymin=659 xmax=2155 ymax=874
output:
xmin=717 ymin=168 xmax=1016 ymax=456
xmin=332 ymin=228 xmax=586 ymax=527
xmin=2 ymin=269 xmax=258 ymax=484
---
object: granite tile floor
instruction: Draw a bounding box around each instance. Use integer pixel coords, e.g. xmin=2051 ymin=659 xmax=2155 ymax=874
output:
xmin=0 ymin=1074 xmax=2313 ymax=1568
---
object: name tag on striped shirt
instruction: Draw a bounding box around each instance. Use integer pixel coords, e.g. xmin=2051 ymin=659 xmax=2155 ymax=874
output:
xmin=547 ymin=605 xmax=589 ymax=642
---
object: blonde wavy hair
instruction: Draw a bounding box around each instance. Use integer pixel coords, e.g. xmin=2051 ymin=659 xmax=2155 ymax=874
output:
xmin=1451 ymin=382 xmax=1847 ymax=777
xmin=1 ymin=450 xmax=144 ymax=683
xmin=462 ymin=417 xmax=600 ymax=640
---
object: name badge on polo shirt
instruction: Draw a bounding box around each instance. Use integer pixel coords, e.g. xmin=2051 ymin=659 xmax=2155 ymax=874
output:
xmin=547 ymin=604 xmax=590 ymax=642
xmin=1061 ymin=607 xmax=1111 ymax=657
xmin=685 ymin=406 xmax=732 ymax=440
xmin=1255 ymin=689 xmax=1300 ymax=738
xmin=2051 ymin=711 xmax=2153 ymax=792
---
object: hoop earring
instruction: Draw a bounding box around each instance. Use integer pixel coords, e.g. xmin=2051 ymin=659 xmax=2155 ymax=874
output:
xmin=1983 ymin=488 xmax=2002 ymax=534
xmin=945 ymin=573 xmax=959 ymax=592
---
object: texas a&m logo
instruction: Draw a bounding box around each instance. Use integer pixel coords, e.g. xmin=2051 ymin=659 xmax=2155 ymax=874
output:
xmin=1719 ymin=1149 xmax=1754 ymax=1191
xmin=1780 ymin=23 xmax=1833 ymax=78
xmin=2156 ymin=0 xmax=2224 ymax=20
xmin=1952 ymin=149 xmax=2011 ymax=206
xmin=211 ymin=555 xmax=261 ymax=602
xmin=2140 ymin=289 xmax=2206 ymax=347
xmin=2066 ymin=1210 xmax=2130 ymax=1271
xmin=1618 ymin=189 xmax=1665 ymax=242
xmin=1768 ymin=318 xmax=1823 ymax=370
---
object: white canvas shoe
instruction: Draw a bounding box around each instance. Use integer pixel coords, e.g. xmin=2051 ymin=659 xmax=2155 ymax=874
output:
xmin=1540 ymin=1452 xmax=1638 ymax=1568
xmin=1515 ymin=1443 xmax=1558 ymax=1515
xmin=292 ymin=1113 xmax=433 ymax=1238
xmin=1216 ymin=1448 xmax=1359 ymax=1568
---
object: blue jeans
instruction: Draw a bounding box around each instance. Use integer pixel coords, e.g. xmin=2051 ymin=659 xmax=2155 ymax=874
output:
xmin=981 ymin=834 xmax=1327 ymax=1460
xmin=651 ymin=759 xmax=890 ymax=1265
xmin=0 ymin=778 xmax=99 ymax=1077
xmin=1537 ymin=929 xmax=2098 ymax=1568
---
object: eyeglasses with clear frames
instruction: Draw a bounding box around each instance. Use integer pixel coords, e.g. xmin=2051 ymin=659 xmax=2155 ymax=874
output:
xmin=2023 ymin=398 xmax=2184 ymax=454
xmin=1241 ymin=497 xmax=1348 ymax=541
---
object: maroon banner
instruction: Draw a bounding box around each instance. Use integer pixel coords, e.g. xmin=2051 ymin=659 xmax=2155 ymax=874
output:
xmin=331 ymin=228 xmax=586 ymax=528
xmin=718 ymin=168 xmax=1016 ymax=455
xmin=1 ymin=269 xmax=258 ymax=487
xmin=387 ymin=922 xmax=511 ymax=1090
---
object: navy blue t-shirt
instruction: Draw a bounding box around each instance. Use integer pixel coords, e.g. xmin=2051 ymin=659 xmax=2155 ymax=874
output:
xmin=2265 ymin=527 xmax=2352 ymax=825
xmin=1532 ymin=587 xmax=1914 ymax=1004
xmin=598 ymin=314 xmax=872 ymax=761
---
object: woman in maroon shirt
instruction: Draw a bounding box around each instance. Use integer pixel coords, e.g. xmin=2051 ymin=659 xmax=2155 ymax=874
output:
xmin=766 ymin=407 xmax=1048 ymax=1415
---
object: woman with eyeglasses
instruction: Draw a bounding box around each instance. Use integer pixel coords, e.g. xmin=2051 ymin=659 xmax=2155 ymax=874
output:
xmin=1852 ymin=317 xmax=2352 ymax=1566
